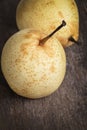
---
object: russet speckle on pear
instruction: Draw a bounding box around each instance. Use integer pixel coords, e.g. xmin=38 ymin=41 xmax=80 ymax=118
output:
xmin=1 ymin=29 xmax=66 ymax=99
xmin=16 ymin=0 xmax=79 ymax=47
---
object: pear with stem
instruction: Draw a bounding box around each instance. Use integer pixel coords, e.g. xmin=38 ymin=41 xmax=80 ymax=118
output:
xmin=1 ymin=21 xmax=66 ymax=99
xmin=16 ymin=0 xmax=79 ymax=47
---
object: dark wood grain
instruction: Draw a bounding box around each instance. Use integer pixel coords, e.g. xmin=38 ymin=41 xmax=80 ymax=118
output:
xmin=0 ymin=0 xmax=87 ymax=130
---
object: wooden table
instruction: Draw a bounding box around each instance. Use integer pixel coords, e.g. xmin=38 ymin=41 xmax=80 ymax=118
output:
xmin=0 ymin=0 xmax=87 ymax=130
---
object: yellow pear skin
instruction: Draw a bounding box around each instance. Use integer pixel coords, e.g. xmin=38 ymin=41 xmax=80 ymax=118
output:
xmin=1 ymin=29 xmax=66 ymax=99
xmin=16 ymin=0 xmax=79 ymax=47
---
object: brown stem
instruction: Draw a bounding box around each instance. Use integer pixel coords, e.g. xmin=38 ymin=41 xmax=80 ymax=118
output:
xmin=69 ymin=36 xmax=80 ymax=45
xmin=40 ymin=20 xmax=66 ymax=45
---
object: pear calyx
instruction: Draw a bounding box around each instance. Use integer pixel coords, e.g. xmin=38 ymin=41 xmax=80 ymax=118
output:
xmin=69 ymin=36 xmax=80 ymax=45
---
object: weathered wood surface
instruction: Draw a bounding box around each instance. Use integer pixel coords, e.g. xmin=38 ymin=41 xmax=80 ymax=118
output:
xmin=0 ymin=0 xmax=87 ymax=130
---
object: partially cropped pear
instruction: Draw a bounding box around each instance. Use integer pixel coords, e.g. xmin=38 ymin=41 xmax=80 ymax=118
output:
xmin=16 ymin=0 xmax=79 ymax=47
xmin=1 ymin=22 xmax=66 ymax=99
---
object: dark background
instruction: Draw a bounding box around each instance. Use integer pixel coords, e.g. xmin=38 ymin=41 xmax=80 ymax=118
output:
xmin=0 ymin=0 xmax=87 ymax=130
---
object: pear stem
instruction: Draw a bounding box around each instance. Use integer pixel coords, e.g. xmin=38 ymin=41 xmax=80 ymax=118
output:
xmin=69 ymin=36 xmax=80 ymax=45
xmin=40 ymin=20 xmax=66 ymax=45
